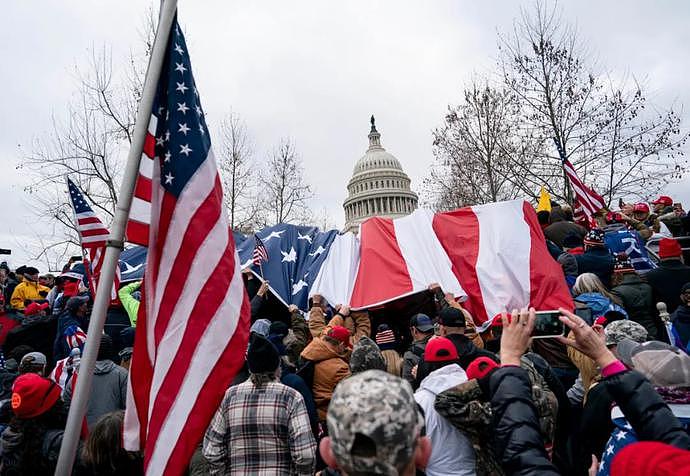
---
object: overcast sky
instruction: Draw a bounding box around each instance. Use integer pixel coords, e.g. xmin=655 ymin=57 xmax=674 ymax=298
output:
xmin=2 ymin=1 xmax=689 ymax=268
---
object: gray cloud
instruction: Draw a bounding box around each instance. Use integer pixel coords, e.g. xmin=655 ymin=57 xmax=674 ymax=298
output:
xmin=1 ymin=1 xmax=688 ymax=268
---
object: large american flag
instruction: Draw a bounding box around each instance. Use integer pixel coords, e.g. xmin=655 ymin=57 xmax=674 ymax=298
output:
xmin=122 ymin=17 xmax=250 ymax=475
xmin=554 ymin=138 xmax=606 ymax=217
xmin=67 ymin=178 xmax=120 ymax=300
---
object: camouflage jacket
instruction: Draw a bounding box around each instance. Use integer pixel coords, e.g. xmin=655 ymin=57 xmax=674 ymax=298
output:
xmin=434 ymin=356 xmax=558 ymax=476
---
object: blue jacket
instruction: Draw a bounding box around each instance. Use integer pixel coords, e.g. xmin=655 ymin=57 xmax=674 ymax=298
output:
xmin=671 ymin=304 xmax=690 ymax=351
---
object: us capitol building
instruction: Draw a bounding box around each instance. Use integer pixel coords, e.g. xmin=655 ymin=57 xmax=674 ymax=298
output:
xmin=343 ymin=116 xmax=419 ymax=233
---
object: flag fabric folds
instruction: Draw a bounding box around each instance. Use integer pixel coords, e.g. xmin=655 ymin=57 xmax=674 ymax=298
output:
xmin=553 ymin=138 xmax=606 ymax=218
xmin=66 ymin=178 xmax=120 ymax=300
xmin=310 ymin=200 xmax=573 ymax=324
xmin=236 ymin=224 xmax=340 ymax=308
xmin=122 ymin=18 xmax=250 ymax=476
xmin=252 ymin=235 xmax=269 ymax=266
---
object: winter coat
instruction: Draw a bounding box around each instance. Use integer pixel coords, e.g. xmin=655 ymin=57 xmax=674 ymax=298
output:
xmin=64 ymin=359 xmax=128 ymax=430
xmin=435 ymin=357 xmax=558 ymax=476
xmin=575 ymin=248 xmax=616 ymax=287
xmin=601 ymin=370 xmax=690 ymax=450
xmin=415 ymin=364 xmax=475 ymax=476
xmin=0 ymin=426 xmax=73 ymax=475
xmin=118 ymin=281 xmax=141 ymax=327
xmin=646 ymin=260 xmax=690 ymax=314
xmin=299 ymin=338 xmax=350 ymax=420
xmin=489 ymin=366 xmax=560 ymax=476
xmin=9 ymin=281 xmax=50 ymax=310
xmin=671 ymin=304 xmax=690 ymax=350
xmin=544 ymin=221 xmax=587 ymax=249
xmin=445 ymin=333 xmax=499 ymax=371
xmin=402 ymin=335 xmax=431 ymax=385
xmin=308 ymin=307 xmax=370 ymax=346
xmin=611 ymin=273 xmax=662 ymax=340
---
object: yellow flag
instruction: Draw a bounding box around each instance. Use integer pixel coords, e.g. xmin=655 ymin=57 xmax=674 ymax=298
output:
xmin=536 ymin=186 xmax=551 ymax=213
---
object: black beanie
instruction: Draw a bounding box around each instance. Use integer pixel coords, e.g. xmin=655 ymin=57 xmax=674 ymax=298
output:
xmin=268 ymin=321 xmax=289 ymax=339
xmin=247 ymin=334 xmax=280 ymax=374
xmin=97 ymin=334 xmax=114 ymax=361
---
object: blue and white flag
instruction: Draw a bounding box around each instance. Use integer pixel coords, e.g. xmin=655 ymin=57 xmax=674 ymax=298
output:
xmin=237 ymin=224 xmax=340 ymax=309
xmin=604 ymin=229 xmax=656 ymax=274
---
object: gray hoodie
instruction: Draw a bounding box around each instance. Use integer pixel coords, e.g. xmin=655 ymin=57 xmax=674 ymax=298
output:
xmin=64 ymin=359 xmax=127 ymax=429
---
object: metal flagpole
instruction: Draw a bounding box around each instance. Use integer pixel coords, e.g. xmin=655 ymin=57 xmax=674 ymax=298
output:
xmin=55 ymin=0 xmax=178 ymax=474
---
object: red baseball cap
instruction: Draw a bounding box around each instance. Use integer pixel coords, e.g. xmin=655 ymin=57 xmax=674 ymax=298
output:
xmin=633 ymin=203 xmax=650 ymax=214
xmin=327 ymin=326 xmax=352 ymax=348
xmin=651 ymin=196 xmax=673 ymax=206
xmin=466 ymin=356 xmax=499 ymax=380
xmin=424 ymin=336 xmax=459 ymax=362
xmin=658 ymin=238 xmax=682 ymax=259
xmin=11 ymin=374 xmax=62 ymax=419
xmin=24 ymin=302 xmax=49 ymax=316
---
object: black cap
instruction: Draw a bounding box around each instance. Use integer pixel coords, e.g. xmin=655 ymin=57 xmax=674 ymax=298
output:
xmin=439 ymin=307 xmax=466 ymax=327
xmin=268 ymin=321 xmax=289 ymax=338
xmin=24 ymin=267 xmax=39 ymax=275
xmin=247 ymin=333 xmax=280 ymax=374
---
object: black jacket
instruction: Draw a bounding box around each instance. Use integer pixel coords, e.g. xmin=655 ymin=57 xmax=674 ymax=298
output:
xmin=575 ymin=248 xmax=615 ymax=287
xmin=445 ymin=333 xmax=499 ymax=370
xmin=646 ymin=260 xmax=690 ymax=313
xmin=611 ymin=273 xmax=662 ymax=340
xmin=602 ymin=369 xmax=690 ymax=450
xmin=489 ymin=366 xmax=690 ymax=476
xmin=489 ymin=366 xmax=560 ymax=476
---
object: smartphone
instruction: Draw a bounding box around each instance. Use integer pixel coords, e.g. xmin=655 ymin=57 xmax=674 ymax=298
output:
xmin=574 ymin=307 xmax=593 ymax=326
xmin=531 ymin=310 xmax=566 ymax=339
xmin=70 ymin=255 xmax=83 ymax=262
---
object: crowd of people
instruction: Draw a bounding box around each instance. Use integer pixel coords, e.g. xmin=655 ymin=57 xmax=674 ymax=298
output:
xmin=0 ymin=194 xmax=688 ymax=475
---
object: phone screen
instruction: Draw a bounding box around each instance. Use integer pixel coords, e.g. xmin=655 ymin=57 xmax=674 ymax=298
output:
xmin=532 ymin=311 xmax=565 ymax=338
xmin=574 ymin=307 xmax=593 ymax=325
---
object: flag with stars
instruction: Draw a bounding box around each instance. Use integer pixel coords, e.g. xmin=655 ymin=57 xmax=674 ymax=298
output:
xmin=236 ymin=224 xmax=340 ymax=309
xmin=66 ymin=178 xmax=120 ymax=300
xmin=123 ymin=17 xmax=250 ymax=476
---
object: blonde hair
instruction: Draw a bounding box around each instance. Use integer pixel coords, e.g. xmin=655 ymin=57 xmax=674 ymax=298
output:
xmin=572 ymin=273 xmax=621 ymax=304
xmin=381 ymin=349 xmax=403 ymax=377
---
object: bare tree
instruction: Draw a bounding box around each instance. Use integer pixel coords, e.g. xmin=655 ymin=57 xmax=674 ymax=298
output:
xmin=17 ymin=11 xmax=156 ymax=268
xmin=499 ymin=1 xmax=687 ymax=204
xmin=259 ymin=138 xmax=313 ymax=225
xmin=425 ymin=82 xmax=541 ymax=209
xmin=216 ymin=112 xmax=263 ymax=231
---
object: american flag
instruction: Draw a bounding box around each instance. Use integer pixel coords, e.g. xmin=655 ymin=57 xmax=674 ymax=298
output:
xmin=122 ymin=17 xmax=250 ymax=475
xmin=67 ymin=178 xmax=120 ymax=300
xmin=554 ymin=138 xmax=606 ymax=218
xmin=252 ymin=235 xmax=269 ymax=265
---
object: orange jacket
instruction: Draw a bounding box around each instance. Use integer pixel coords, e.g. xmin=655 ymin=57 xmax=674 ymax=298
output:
xmin=300 ymin=337 xmax=350 ymax=420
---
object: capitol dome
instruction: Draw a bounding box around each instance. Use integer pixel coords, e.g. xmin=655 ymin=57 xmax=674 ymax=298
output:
xmin=343 ymin=116 xmax=418 ymax=233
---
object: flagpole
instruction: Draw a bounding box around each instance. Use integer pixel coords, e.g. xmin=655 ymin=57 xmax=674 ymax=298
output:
xmin=55 ymin=1 xmax=178 ymax=474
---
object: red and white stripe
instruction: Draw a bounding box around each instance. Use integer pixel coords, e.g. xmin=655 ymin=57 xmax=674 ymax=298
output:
xmin=125 ymin=117 xmax=157 ymax=246
xmin=76 ymin=211 xmax=110 ymax=247
xmin=123 ymin=148 xmax=250 ymax=474
xmin=89 ymin=247 xmax=121 ymax=301
xmin=311 ymin=200 xmax=573 ymax=324
xmin=563 ymin=159 xmax=606 ymax=218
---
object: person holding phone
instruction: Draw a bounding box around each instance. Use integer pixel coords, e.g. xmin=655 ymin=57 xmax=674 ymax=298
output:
xmin=488 ymin=308 xmax=690 ymax=476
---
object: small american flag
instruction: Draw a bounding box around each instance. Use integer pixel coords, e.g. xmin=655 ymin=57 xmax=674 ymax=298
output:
xmin=554 ymin=138 xmax=606 ymax=218
xmin=67 ymin=178 xmax=120 ymax=300
xmin=252 ymin=235 xmax=269 ymax=265
xmin=123 ymin=17 xmax=250 ymax=475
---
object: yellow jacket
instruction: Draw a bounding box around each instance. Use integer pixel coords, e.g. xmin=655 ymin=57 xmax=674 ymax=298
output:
xmin=10 ymin=280 xmax=50 ymax=310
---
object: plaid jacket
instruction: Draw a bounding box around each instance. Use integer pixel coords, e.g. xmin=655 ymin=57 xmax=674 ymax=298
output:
xmin=203 ymin=379 xmax=316 ymax=475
